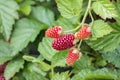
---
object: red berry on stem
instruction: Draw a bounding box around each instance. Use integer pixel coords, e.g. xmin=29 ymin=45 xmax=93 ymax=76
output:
xmin=75 ymin=24 xmax=91 ymax=39
xmin=52 ymin=34 xmax=75 ymax=50
xmin=0 ymin=74 xmax=5 ymax=80
xmin=0 ymin=62 xmax=8 ymax=73
xmin=66 ymin=48 xmax=81 ymax=66
xmin=45 ymin=26 xmax=63 ymax=38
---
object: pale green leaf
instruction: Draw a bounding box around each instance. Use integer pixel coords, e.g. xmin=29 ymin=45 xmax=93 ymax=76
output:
xmin=52 ymin=50 xmax=68 ymax=67
xmin=0 ymin=0 xmax=19 ymax=40
xmin=31 ymin=6 xmax=55 ymax=26
xmin=19 ymin=0 xmax=35 ymax=15
xmin=0 ymin=40 xmax=14 ymax=64
xmin=23 ymin=55 xmax=51 ymax=71
xmin=91 ymin=20 xmax=113 ymax=39
xmin=102 ymin=44 xmax=120 ymax=68
xmin=108 ymin=22 xmax=120 ymax=32
xmin=4 ymin=56 xmax=24 ymax=80
xmin=114 ymin=2 xmax=120 ymax=26
xmin=56 ymin=0 xmax=83 ymax=18
xmin=23 ymin=63 xmax=48 ymax=80
xmin=11 ymin=18 xmax=48 ymax=55
xmin=92 ymin=0 xmax=118 ymax=19
xmin=15 ymin=0 xmax=23 ymax=3
xmin=38 ymin=37 xmax=58 ymax=61
xmin=86 ymin=32 xmax=120 ymax=52
xmin=52 ymin=72 xmax=69 ymax=80
xmin=52 ymin=17 xmax=75 ymax=31
xmin=71 ymin=68 xmax=118 ymax=80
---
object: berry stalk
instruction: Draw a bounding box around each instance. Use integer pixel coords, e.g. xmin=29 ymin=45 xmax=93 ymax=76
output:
xmin=64 ymin=0 xmax=92 ymax=33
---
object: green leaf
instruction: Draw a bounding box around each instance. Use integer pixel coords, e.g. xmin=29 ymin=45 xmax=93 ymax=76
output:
xmin=31 ymin=6 xmax=55 ymax=26
xmin=71 ymin=68 xmax=118 ymax=80
xmin=56 ymin=0 xmax=83 ymax=18
xmin=0 ymin=0 xmax=19 ymax=40
xmin=23 ymin=55 xmax=51 ymax=71
xmin=0 ymin=40 xmax=14 ymax=64
xmin=52 ymin=72 xmax=69 ymax=80
xmin=102 ymin=44 xmax=120 ymax=68
xmin=91 ymin=20 xmax=113 ymax=39
xmin=23 ymin=63 xmax=48 ymax=80
xmin=52 ymin=17 xmax=75 ymax=31
xmin=4 ymin=56 xmax=24 ymax=80
xmin=86 ymin=32 xmax=120 ymax=52
xmin=52 ymin=50 xmax=68 ymax=67
xmin=38 ymin=37 xmax=58 ymax=61
xmin=19 ymin=0 xmax=35 ymax=15
xmin=11 ymin=18 xmax=48 ymax=55
xmin=12 ymin=72 xmax=26 ymax=80
xmin=15 ymin=0 xmax=23 ymax=3
xmin=92 ymin=0 xmax=118 ymax=19
xmin=0 ymin=15 xmax=2 ymax=27
xmin=114 ymin=2 xmax=120 ymax=26
xmin=73 ymin=55 xmax=94 ymax=73
xmin=108 ymin=22 xmax=120 ymax=32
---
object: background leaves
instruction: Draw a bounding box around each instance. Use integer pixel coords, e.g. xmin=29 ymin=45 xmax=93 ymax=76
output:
xmin=31 ymin=6 xmax=55 ymax=26
xmin=0 ymin=0 xmax=19 ymax=40
xmin=91 ymin=20 xmax=113 ymax=39
xmin=102 ymin=44 xmax=120 ymax=68
xmin=56 ymin=0 xmax=83 ymax=18
xmin=86 ymin=32 xmax=120 ymax=52
xmin=11 ymin=18 xmax=48 ymax=55
xmin=71 ymin=68 xmax=118 ymax=80
xmin=0 ymin=40 xmax=13 ymax=64
xmin=92 ymin=0 xmax=118 ymax=19
xmin=4 ymin=56 xmax=24 ymax=80
xmin=0 ymin=0 xmax=120 ymax=80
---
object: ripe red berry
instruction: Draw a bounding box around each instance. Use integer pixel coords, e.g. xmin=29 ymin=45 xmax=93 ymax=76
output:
xmin=45 ymin=26 xmax=63 ymax=38
xmin=52 ymin=34 xmax=75 ymax=50
xmin=0 ymin=62 xmax=7 ymax=73
xmin=0 ymin=74 xmax=5 ymax=80
xmin=66 ymin=48 xmax=81 ymax=66
xmin=75 ymin=24 xmax=91 ymax=39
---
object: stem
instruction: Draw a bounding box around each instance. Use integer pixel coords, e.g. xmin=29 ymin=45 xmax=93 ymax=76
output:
xmin=77 ymin=40 xmax=82 ymax=50
xmin=89 ymin=10 xmax=94 ymax=26
xmin=77 ymin=0 xmax=92 ymax=50
xmin=81 ymin=0 xmax=92 ymax=27
xmin=64 ymin=23 xmax=81 ymax=33
xmin=51 ymin=68 xmax=54 ymax=77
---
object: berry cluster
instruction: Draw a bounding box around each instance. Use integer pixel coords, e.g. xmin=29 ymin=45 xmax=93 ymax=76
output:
xmin=0 ymin=62 xmax=8 ymax=80
xmin=45 ymin=25 xmax=92 ymax=66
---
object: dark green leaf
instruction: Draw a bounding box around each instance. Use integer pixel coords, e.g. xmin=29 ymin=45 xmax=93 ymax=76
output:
xmin=102 ymin=44 xmax=120 ymax=68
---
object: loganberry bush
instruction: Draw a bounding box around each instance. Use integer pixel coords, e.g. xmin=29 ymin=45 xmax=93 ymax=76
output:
xmin=0 ymin=0 xmax=120 ymax=80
